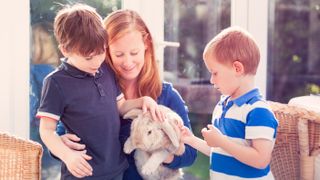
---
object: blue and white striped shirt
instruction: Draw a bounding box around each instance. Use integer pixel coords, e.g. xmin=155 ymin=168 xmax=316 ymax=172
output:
xmin=210 ymin=88 xmax=278 ymax=180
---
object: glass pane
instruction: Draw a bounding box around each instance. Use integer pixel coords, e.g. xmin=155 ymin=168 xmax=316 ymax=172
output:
xmin=268 ymin=0 xmax=320 ymax=103
xmin=164 ymin=0 xmax=231 ymax=179
xmin=164 ymin=0 xmax=231 ymax=82
xmin=29 ymin=1 xmax=121 ymax=179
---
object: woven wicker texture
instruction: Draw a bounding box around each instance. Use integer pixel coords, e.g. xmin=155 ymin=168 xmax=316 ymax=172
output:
xmin=269 ymin=101 xmax=320 ymax=180
xmin=0 ymin=132 xmax=43 ymax=180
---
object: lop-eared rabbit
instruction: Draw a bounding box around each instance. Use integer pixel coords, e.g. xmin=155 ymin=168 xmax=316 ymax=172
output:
xmin=123 ymin=105 xmax=185 ymax=180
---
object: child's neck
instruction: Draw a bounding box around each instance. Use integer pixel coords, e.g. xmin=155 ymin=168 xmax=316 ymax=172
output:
xmin=229 ymin=75 xmax=255 ymax=100
xmin=67 ymin=60 xmax=96 ymax=76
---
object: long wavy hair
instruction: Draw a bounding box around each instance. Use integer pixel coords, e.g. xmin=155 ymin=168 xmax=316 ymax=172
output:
xmin=103 ymin=9 xmax=162 ymax=100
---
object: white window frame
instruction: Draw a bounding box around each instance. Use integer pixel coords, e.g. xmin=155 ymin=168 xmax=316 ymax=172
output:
xmin=0 ymin=0 xmax=268 ymax=139
xmin=125 ymin=0 xmax=268 ymax=97
xmin=0 ymin=1 xmax=29 ymax=138
xmin=231 ymin=0 xmax=268 ymax=97
xmin=123 ymin=0 xmax=165 ymax=78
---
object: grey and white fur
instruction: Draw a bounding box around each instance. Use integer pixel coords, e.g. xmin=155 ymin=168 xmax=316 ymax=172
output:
xmin=123 ymin=105 xmax=185 ymax=180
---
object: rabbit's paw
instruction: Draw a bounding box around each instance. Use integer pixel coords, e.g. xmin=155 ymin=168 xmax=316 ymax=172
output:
xmin=123 ymin=139 xmax=135 ymax=154
xmin=123 ymin=145 xmax=131 ymax=154
xmin=141 ymin=164 xmax=158 ymax=175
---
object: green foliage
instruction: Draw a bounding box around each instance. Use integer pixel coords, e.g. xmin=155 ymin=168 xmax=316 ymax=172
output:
xmin=306 ymin=84 xmax=320 ymax=94
xmin=30 ymin=0 xmax=121 ymax=24
xmin=184 ymin=151 xmax=209 ymax=180
xmin=268 ymin=0 xmax=320 ymax=103
xmin=292 ymin=55 xmax=302 ymax=63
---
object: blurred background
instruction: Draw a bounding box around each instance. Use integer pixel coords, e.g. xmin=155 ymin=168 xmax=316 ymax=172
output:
xmin=1 ymin=0 xmax=319 ymax=179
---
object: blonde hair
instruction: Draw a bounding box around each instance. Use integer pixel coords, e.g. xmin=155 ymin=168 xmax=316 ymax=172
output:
xmin=103 ymin=9 xmax=162 ymax=100
xmin=54 ymin=3 xmax=106 ymax=56
xmin=31 ymin=22 xmax=60 ymax=66
xmin=203 ymin=26 xmax=260 ymax=75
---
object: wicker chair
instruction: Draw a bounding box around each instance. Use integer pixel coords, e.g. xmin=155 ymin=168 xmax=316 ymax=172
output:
xmin=0 ymin=132 xmax=43 ymax=180
xmin=269 ymin=101 xmax=320 ymax=180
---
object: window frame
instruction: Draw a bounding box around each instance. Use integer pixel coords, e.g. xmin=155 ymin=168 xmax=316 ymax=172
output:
xmin=0 ymin=0 xmax=30 ymax=138
xmin=0 ymin=0 xmax=267 ymax=138
xmin=128 ymin=0 xmax=268 ymax=96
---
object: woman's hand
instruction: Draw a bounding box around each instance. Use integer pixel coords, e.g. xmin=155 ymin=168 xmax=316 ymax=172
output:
xmin=141 ymin=96 xmax=165 ymax=122
xmin=61 ymin=133 xmax=86 ymax=151
xmin=163 ymin=154 xmax=174 ymax=164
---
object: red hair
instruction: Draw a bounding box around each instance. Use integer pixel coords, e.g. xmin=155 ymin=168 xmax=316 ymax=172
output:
xmin=203 ymin=26 xmax=260 ymax=75
xmin=103 ymin=9 xmax=162 ymax=100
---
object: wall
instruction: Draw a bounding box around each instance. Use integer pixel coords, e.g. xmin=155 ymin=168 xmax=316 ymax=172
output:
xmin=0 ymin=1 xmax=29 ymax=138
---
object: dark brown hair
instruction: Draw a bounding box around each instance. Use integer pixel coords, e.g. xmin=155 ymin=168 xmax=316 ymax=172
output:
xmin=54 ymin=3 xmax=106 ymax=56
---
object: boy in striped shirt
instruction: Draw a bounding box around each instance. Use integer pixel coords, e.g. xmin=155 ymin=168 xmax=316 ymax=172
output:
xmin=181 ymin=26 xmax=278 ymax=179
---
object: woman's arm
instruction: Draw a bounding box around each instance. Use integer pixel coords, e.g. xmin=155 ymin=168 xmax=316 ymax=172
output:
xmin=160 ymin=83 xmax=197 ymax=168
xmin=54 ymin=122 xmax=86 ymax=154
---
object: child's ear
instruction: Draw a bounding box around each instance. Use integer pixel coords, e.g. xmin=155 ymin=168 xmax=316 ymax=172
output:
xmin=59 ymin=45 xmax=69 ymax=57
xmin=233 ymin=61 xmax=245 ymax=75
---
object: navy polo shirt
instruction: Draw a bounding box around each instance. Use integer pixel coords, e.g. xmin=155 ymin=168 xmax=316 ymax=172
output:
xmin=37 ymin=60 xmax=128 ymax=179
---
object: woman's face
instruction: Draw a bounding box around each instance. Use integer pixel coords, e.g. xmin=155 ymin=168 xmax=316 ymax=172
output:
xmin=109 ymin=30 xmax=146 ymax=83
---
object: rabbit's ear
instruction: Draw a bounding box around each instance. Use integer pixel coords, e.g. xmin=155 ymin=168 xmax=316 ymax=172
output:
xmin=161 ymin=120 xmax=180 ymax=148
xmin=123 ymin=108 xmax=143 ymax=120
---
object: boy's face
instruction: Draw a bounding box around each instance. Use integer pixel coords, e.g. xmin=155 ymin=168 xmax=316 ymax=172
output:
xmin=66 ymin=51 xmax=106 ymax=75
xmin=204 ymin=54 xmax=241 ymax=97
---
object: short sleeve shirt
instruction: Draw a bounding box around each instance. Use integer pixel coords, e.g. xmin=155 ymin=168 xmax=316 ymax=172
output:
xmin=37 ymin=61 xmax=127 ymax=179
xmin=210 ymin=88 xmax=278 ymax=179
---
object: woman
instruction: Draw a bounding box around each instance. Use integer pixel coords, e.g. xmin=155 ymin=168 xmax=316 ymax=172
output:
xmin=58 ymin=9 xmax=197 ymax=179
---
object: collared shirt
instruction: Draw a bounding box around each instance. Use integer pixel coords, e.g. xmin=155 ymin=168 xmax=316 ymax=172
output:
xmin=37 ymin=61 xmax=128 ymax=179
xmin=210 ymin=88 xmax=278 ymax=180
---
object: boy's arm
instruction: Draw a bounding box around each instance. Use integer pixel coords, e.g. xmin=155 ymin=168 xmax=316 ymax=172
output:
xmin=202 ymin=125 xmax=273 ymax=169
xmin=218 ymin=137 xmax=273 ymax=169
xmin=181 ymin=127 xmax=211 ymax=156
xmin=39 ymin=117 xmax=93 ymax=177
xmin=186 ymin=136 xmax=211 ymax=157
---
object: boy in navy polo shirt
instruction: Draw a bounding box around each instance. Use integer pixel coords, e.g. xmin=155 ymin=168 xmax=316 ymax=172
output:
xmin=181 ymin=27 xmax=278 ymax=179
xmin=37 ymin=4 xmax=162 ymax=180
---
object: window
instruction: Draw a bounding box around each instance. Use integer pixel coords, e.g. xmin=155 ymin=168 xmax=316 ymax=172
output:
xmin=267 ymin=0 xmax=320 ymax=102
xmin=164 ymin=0 xmax=231 ymax=82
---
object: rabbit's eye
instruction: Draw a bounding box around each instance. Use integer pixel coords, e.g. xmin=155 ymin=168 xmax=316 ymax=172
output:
xmin=147 ymin=130 xmax=152 ymax=135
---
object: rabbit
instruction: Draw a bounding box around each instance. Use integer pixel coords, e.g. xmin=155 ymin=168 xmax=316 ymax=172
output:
xmin=123 ymin=105 xmax=185 ymax=180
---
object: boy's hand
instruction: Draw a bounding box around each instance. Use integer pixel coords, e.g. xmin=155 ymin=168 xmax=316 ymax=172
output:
xmin=201 ymin=124 xmax=225 ymax=147
xmin=64 ymin=150 xmax=93 ymax=178
xmin=141 ymin=96 xmax=165 ymax=122
xmin=180 ymin=126 xmax=194 ymax=144
xmin=61 ymin=133 xmax=86 ymax=151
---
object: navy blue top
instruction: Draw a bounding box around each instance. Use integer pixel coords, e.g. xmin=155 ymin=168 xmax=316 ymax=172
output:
xmin=119 ymin=82 xmax=197 ymax=180
xmin=30 ymin=64 xmax=55 ymax=126
xmin=37 ymin=61 xmax=128 ymax=179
